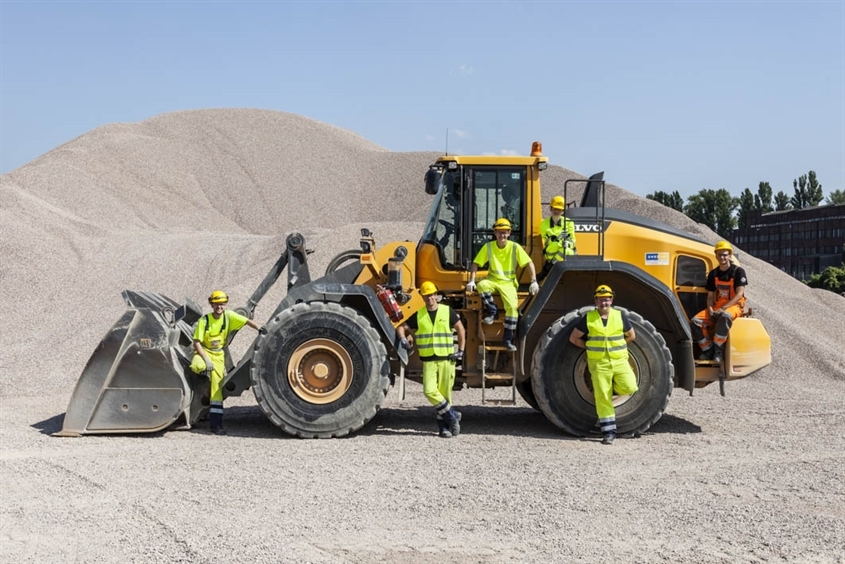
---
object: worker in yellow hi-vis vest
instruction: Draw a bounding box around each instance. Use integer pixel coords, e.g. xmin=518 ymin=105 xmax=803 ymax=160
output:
xmin=538 ymin=195 xmax=576 ymax=281
xmin=568 ymin=285 xmax=638 ymax=445
xmin=396 ymin=281 xmax=466 ymax=438
xmin=465 ymin=218 xmax=538 ymax=352
xmin=191 ymin=290 xmax=264 ymax=435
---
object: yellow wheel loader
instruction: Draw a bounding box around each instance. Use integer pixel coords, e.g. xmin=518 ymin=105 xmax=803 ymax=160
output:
xmin=58 ymin=143 xmax=771 ymax=438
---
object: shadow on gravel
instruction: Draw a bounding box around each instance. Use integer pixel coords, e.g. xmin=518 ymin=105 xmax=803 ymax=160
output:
xmin=362 ymin=405 xmax=571 ymax=439
xmin=186 ymin=405 xmax=295 ymax=439
xmin=36 ymin=405 xmax=701 ymax=440
xmin=36 ymin=412 xmax=171 ymax=439
xmin=646 ymin=413 xmax=702 ymax=434
xmin=35 ymin=406 xmax=283 ymax=439
xmin=215 ymin=405 xmax=567 ymax=440
xmin=33 ymin=413 xmax=65 ymax=435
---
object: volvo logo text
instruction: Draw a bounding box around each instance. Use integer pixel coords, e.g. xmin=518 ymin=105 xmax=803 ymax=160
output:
xmin=574 ymin=224 xmax=603 ymax=233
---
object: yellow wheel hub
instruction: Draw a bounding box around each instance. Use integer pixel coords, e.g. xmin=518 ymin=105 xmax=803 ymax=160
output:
xmin=288 ymin=339 xmax=353 ymax=404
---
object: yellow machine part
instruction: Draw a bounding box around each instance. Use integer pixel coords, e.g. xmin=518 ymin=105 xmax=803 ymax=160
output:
xmin=726 ymin=317 xmax=772 ymax=378
xmin=694 ymin=317 xmax=772 ymax=387
xmin=352 ymin=240 xmax=425 ymax=323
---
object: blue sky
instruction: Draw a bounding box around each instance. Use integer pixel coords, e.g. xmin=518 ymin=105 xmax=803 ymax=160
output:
xmin=1 ymin=1 xmax=843 ymax=199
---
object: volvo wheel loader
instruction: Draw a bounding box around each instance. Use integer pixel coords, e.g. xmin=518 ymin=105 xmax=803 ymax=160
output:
xmin=58 ymin=142 xmax=772 ymax=438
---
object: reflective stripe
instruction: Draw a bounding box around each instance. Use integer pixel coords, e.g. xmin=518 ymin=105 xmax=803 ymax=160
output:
xmin=485 ymin=241 xmax=518 ymax=280
xmin=540 ymin=217 xmax=576 ymax=260
xmin=585 ymin=309 xmax=628 ymax=361
xmin=415 ymin=305 xmax=454 ymax=358
xmin=599 ymin=416 xmax=616 ymax=434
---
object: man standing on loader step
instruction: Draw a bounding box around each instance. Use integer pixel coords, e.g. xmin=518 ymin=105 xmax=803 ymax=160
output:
xmin=396 ymin=281 xmax=466 ymax=438
xmin=690 ymin=240 xmax=747 ymax=364
xmin=191 ymin=290 xmax=264 ymax=435
xmin=538 ymin=195 xmax=576 ymax=281
xmin=568 ymin=285 xmax=638 ymax=446
xmin=466 ymin=218 xmax=539 ymax=352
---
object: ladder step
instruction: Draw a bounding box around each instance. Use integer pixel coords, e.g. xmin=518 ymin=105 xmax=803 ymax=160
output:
xmin=484 ymin=345 xmax=516 ymax=352
xmin=483 ymin=373 xmax=513 ymax=381
xmin=482 ymin=399 xmax=517 ymax=406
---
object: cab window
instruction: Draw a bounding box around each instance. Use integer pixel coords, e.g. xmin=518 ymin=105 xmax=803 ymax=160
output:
xmin=675 ymin=255 xmax=708 ymax=319
xmin=470 ymin=168 xmax=525 ymax=259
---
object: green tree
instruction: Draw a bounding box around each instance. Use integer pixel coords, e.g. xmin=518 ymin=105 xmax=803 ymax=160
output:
xmin=754 ymin=181 xmax=774 ymax=212
xmin=804 ymin=264 xmax=845 ymax=294
xmin=791 ymin=171 xmax=824 ymax=209
xmin=645 ymin=190 xmax=684 ymax=212
xmin=819 ymin=264 xmax=845 ymax=293
xmin=737 ymin=188 xmax=755 ymax=228
xmin=825 ymin=189 xmax=845 ymax=205
xmin=774 ymin=191 xmax=792 ymax=211
xmin=684 ymin=188 xmax=738 ymax=239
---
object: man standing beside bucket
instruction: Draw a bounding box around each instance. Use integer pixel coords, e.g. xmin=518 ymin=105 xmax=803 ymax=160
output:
xmin=191 ymin=290 xmax=264 ymax=435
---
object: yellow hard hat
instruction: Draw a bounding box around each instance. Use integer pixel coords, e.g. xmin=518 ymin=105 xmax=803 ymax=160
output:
xmin=419 ymin=281 xmax=438 ymax=296
xmin=594 ymin=285 xmax=614 ymax=298
xmin=209 ymin=290 xmax=229 ymax=304
xmin=714 ymin=240 xmax=733 ymax=255
xmin=493 ymin=218 xmax=512 ymax=231
xmin=550 ymin=195 xmax=566 ymax=210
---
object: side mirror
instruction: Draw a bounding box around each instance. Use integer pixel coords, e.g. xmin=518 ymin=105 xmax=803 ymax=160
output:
xmin=424 ymin=167 xmax=442 ymax=195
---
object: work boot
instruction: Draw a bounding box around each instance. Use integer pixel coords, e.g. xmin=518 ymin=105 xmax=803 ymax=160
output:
xmin=449 ymin=410 xmax=462 ymax=437
xmin=601 ymin=433 xmax=615 ymax=445
xmin=713 ymin=346 xmax=724 ymax=363
xmin=438 ymin=429 xmax=453 ymax=439
xmin=482 ymin=311 xmax=496 ymax=325
xmin=503 ymin=341 xmax=517 ymax=352
xmin=210 ymin=426 xmax=227 ymax=436
xmin=699 ymin=347 xmax=714 ymax=361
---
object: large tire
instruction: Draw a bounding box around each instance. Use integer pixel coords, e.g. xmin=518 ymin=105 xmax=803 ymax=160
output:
xmin=516 ymin=380 xmax=539 ymax=411
xmin=531 ymin=306 xmax=673 ymax=437
xmin=250 ymin=302 xmax=390 ymax=438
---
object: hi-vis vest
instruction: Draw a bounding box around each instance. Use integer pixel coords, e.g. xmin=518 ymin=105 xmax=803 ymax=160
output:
xmin=540 ymin=217 xmax=575 ymax=262
xmin=484 ymin=241 xmax=519 ymax=286
xmin=585 ymin=309 xmax=628 ymax=361
xmin=198 ymin=312 xmax=231 ymax=352
xmin=714 ymin=265 xmax=746 ymax=310
xmin=415 ymin=305 xmax=454 ymax=360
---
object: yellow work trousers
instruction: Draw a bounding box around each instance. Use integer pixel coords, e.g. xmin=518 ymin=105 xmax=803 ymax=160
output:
xmin=476 ymin=278 xmax=518 ymax=317
xmin=191 ymin=350 xmax=226 ymax=401
xmin=422 ymin=359 xmax=455 ymax=407
xmin=588 ymin=356 xmax=638 ymax=420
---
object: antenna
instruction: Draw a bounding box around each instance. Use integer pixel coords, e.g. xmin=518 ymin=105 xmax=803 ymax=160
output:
xmin=445 ymin=128 xmax=449 ymax=156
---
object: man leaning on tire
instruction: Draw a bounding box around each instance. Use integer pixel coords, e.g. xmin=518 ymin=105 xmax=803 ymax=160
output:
xmin=568 ymin=285 xmax=638 ymax=445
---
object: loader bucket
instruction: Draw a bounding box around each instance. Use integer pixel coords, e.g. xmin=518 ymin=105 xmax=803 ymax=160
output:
xmin=55 ymin=291 xmax=197 ymax=436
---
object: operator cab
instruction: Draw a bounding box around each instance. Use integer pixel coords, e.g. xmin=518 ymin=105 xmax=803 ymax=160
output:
xmin=421 ymin=163 xmax=529 ymax=269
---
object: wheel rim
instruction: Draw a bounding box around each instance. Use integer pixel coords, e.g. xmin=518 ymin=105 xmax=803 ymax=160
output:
xmin=572 ymin=355 xmax=640 ymax=408
xmin=287 ymin=338 xmax=353 ymax=404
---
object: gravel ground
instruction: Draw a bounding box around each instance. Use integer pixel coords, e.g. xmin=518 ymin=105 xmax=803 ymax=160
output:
xmin=1 ymin=109 xmax=843 ymax=563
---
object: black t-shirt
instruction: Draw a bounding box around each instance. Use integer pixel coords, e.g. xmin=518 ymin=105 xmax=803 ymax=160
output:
xmin=705 ymin=264 xmax=748 ymax=292
xmin=574 ymin=308 xmax=633 ymax=335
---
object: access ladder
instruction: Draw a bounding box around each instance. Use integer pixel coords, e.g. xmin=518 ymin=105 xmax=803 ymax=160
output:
xmin=478 ymin=316 xmax=517 ymax=405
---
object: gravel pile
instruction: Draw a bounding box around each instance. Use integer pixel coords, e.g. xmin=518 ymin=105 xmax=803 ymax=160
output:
xmin=1 ymin=109 xmax=843 ymax=563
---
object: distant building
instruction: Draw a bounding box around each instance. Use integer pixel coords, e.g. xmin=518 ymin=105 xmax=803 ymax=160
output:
xmin=732 ymin=204 xmax=845 ymax=280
